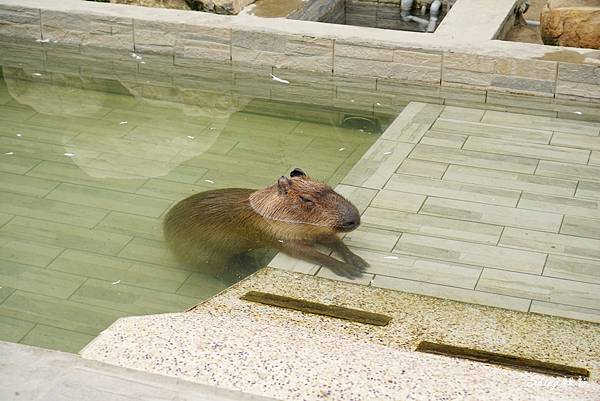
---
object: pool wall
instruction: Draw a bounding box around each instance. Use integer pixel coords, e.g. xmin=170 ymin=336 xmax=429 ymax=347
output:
xmin=0 ymin=0 xmax=599 ymax=104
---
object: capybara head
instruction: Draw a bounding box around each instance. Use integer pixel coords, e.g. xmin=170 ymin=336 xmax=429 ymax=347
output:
xmin=249 ymin=168 xmax=361 ymax=233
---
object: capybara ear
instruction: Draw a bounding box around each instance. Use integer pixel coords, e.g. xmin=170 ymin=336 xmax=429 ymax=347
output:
xmin=277 ymin=176 xmax=292 ymax=195
xmin=290 ymin=168 xmax=306 ymax=178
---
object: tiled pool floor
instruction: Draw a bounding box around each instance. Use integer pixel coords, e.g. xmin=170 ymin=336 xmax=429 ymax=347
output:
xmin=271 ymin=102 xmax=600 ymax=323
xmin=0 ymin=71 xmax=378 ymax=353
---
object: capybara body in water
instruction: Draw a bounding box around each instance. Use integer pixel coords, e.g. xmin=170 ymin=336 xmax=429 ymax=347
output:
xmin=163 ymin=168 xmax=368 ymax=281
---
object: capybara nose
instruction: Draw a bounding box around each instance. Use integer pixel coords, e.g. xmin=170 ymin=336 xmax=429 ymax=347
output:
xmin=342 ymin=219 xmax=359 ymax=230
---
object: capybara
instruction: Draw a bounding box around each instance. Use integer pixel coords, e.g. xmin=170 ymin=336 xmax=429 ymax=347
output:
xmin=163 ymin=168 xmax=368 ymax=281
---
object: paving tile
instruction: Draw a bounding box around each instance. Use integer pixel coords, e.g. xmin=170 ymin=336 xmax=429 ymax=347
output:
xmin=518 ymin=192 xmax=600 ymax=219
xmin=20 ymin=324 xmax=94 ymax=353
xmin=576 ymin=181 xmax=600 ymax=200
xmin=463 ymin=137 xmax=590 ymax=164
xmin=0 ymin=286 xmax=14 ymax=303
xmin=363 ymin=207 xmax=502 ymax=245
xmin=530 ymin=301 xmax=600 ymax=323
xmin=353 ymin=248 xmax=481 ymax=288
xmin=0 ymin=154 xmax=40 ymax=175
xmin=0 ymin=105 xmax=36 ymax=122
xmin=381 ymin=102 xmax=443 ymax=143
xmin=268 ymin=252 xmax=320 ymax=275
xmin=27 ymin=113 xmax=133 ymax=137
xmin=551 ymin=132 xmax=600 ymax=151
xmin=27 ymin=161 xmax=146 ymax=193
xmin=316 ymin=267 xmax=374 ymax=285
xmin=49 ymin=249 xmax=190 ymax=293
xmin=1 ymin=217 xmax=132 ymax=256
xmin=0 ymin=191 xmax=108 ymax=228
xmin=0 ymin=259 xmax=85 ymax=299
xmin=500 ymin=227 xmax=600 ymax=260
xmin=536 ymin=160 xmax=600 ymax=183
xmin=118 ymin=237 xmax=181 ymax=269
xmin=443 ymin=165 xmax=577 ymax=197
xmin=0 ymin=233 xmax=63 ymax=267
xmin=544 ymin=254 xmax=600 ymax=285
xmin=46 ymin=183 xmax=172 ymax=218
xmin=590 ymin=151 xmax=599 ymax=166
xmin=136 ymin=179 xmax=210 ymax=202
xmin=0 ymin=213 xmax=13 ymax=228
xmin=95 ymin=212 xmax=163 ymax=241
xmin=334 ymin=185 xmax=378 ymax=214
xmin=342 ymin=140 xmax=414 ymax=189
xmin=560 ymin=215 xmax=600 ymax=240
xmin=482 ymin=110 xmax=600 ymax=135
xmin=175 ymin=272 xmax=229 ymax=299
xmin=432 ymin=119 xmax=552 ymax=144
xmin=70 ymin=279 xmax=200 ymax=315
xmin=370 ymin=189 xmax=426 ymax=213
xmin=395 ymin=233 xmax=546 ymax=274
xmin=421 ymin=197 xmax=562 ymax=232
xmin=0 ymin=291 xmax=126 ymax=335
xmin=396 ymin=159 xmax=448 ymax=179
xmin=409 ymin=144 xmax=538 ymax=174
xmin=438 ymin=105 xmax=484 ymax=122
xmin=159 ymin=164 xmax=209 ymax=184
xmin=371 ymin=275 xmax=531 ymax=312
xmin=420 ymin=131 xmax=467 ymax=149
xmin=0 ymin=171 xmax=58 ymax=197
xmin=0 ymin=136 xmax=100 ymax=165
xmin=0 ymin=315 xmax=34 ymax=343
xmin=342 ymin=226 xmax=400 ymax=252
xmin=0 ymin=120 xmax=79 ymax=145
xmin=386 ymin=174 xmax=521 ymax=207
xmin=476 ymin=268 xmax=600 ymax=310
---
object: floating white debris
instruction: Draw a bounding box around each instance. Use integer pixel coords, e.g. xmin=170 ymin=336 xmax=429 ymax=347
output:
xmin=383 ymin=151 xmax=392 ymax=155
xmin=16 ymin=133 xmax=22 ymax=137
xmin=119 ymin=121 xmax=128 ymax=125
xmin=270 ymin=74 xmax=290 ymax=84
xmin=209 ymin=127 xmax=216 ymax=131
xmin=350 ymin=99 xmax=355 ymax=103
xmin=32 ymin=73 xmax=42 ymax=77
xmin=140 ymin=61 xmax=146 ymax=64
xmin=187 ymin=135 xmax=195 ymax=139
xmin=64 ymin=152 xmax=76 ymax=157
xmin=376 ymin=102 xmax=382 ymax=106
xmin=130 ymin=52 xmax=138 ymax=58
xmin=277 ymin=239 xmax=284 ymax=243
xmin=112 ymin=280 xmax=121 ymax=285
xmin=574 ymin=111 xmax=583 ymax=115
xmin=4 ymin=152 xmax=14 ymax=155
xmin=383 ymin=255 xmax=399 ymax=260
xmin=136 ymin=56 xmax=142 ymax=60
xmin=204 ymin=179 xmax=215 ymax=184
xmin=35 ymin=38 xmax=51 ymax=43
xmin=338 ymin=148 xmax=345 ymax=151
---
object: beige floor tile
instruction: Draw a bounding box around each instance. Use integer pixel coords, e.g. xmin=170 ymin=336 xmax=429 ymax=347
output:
xmin=432 ymin=118 xmax=552 ymax=144
xmin=0 ymin=233 xmax=63 ymax=268
xmin=342 ymin=226 xmax=400 ymax=252
xmin=136 ymin=179 xmax=210 ymax=202
xmin=518 ymin=192 xmax=600 ymax=219
xmin=363 ymin=207 xmax=502 ymax=245
xmin=95 ymin=212 xmax=163 ymax=241
xmin=118 ymin=237 xmax=180 ymax=269
xmin=420 ymin=131 xmax=467 ymax=149
xmin=342 ymin=140 xmax=414 ymax=189
xmin=551 ymin=132 xmax=600 ymax=151
xmin=421 ymin=197 xmax=563 ymax=232
xmin=371 ymin=275 xmax=531 ymax=312
xmin=0 ymin=154 xmax=41 ymax=175
xmin=316 ymin=267 xmax=374 ymax=285
xmin=530 ymin=301 xmax=600 ymax=323
xmin=395 ymin=233 xmax=546 ymax=274
xmin=463 ymin=137 xmax=590 ymax=164
xmin=268 ymin=252 xmax=320 ymax=275
xmin=482 ymin=110 xmax=600 ymax=136
xmin=443 ymin=165 xmax=576 ymax=197
xmin=381 ymin=102 xmax=443 ymax=143
xmin=409 ymin=144 xmax=538 ymax=174
xmin=536 ymin=160 xmax=600 ymax=183
xmin=0 ymin=171 xmax=58 ymax=197
xmin=476 ymin=268 xmax=600 ymax=310
xmin=576 ymin=181 xmax=600 ymax=200
xmin=438 ymin=106 xmax=485 ymax=122
xmin=334 ymin=184 xmax=378 ymax=214
xmin=590 ymin=151 xmax=599 ymax=166
xmin=560 ymin=215 xmax=600 ymax=240
xmin=500 ymin=227 xmax=600 ymax=260
xmin=396 ymin=159 xmax=448 ymax=179
xmin=386 ymin=174 xmax=521 ymax=207
xmin=352 ymin=248 xmax=481 ymax=288
xmin=370 ymin=189 xmax=426 ymax=213
xmin=544 ymin=254 xmax=600 ymax=285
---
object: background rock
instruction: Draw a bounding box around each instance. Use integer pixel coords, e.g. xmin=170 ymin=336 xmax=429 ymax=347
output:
xmin=540 ymin=0 xmax=600 ymax=49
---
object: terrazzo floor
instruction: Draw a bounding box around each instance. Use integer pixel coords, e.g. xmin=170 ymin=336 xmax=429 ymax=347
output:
xmin=81 ymin=268 xmax=600 ymax=401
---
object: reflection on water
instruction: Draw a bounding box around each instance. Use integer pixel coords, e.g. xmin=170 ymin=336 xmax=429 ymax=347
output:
xmin=0 ymin=40 xmax=388 ymax=352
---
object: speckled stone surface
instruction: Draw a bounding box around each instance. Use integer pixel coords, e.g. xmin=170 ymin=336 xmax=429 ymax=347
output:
xmin=81 ymin=268 xmax=600 ymax=401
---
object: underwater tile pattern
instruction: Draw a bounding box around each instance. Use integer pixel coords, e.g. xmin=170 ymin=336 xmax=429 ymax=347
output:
xmin=274 ymin=102 xmax=600 ymax=323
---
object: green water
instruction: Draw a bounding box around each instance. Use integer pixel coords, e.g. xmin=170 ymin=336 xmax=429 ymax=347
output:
xmin=0 ymin=42 xmax=390 ymax=353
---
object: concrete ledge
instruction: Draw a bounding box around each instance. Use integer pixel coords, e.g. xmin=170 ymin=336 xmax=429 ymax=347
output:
xmin=0 ymin=0 xmax=599 ymax=100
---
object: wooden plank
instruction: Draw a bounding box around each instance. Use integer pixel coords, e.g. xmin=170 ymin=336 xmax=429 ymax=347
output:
xmin=240 ymin=291 xmax=392 ymax=326
xmin=416 ymin=341 xmax=589 ymax=380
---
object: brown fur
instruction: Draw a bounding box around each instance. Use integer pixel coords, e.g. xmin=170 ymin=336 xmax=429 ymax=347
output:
xmin=163 ymin=168 xmax=368 ymax=280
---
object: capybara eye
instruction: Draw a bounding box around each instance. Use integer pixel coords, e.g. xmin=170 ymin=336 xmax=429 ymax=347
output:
xmin=299 ymin=195 xmax=314 ymax=205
